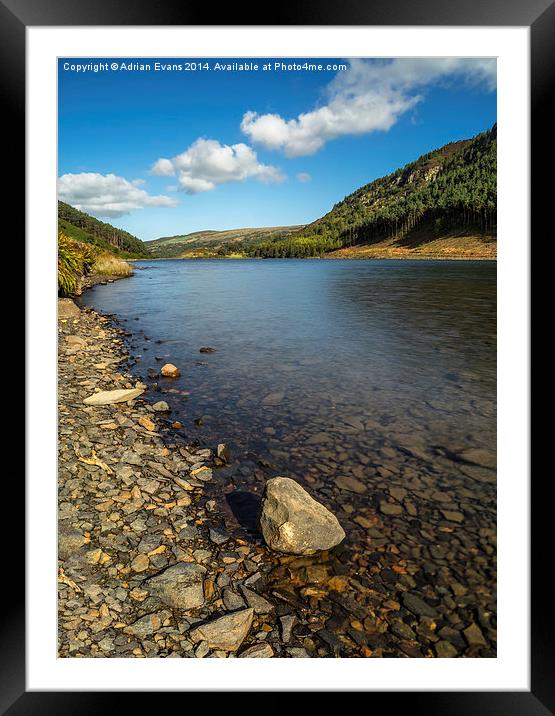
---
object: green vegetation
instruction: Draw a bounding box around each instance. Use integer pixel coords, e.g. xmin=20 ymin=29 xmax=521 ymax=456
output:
xmin=57 ymin=232 xmax=133 ymax=296
xmin=244 ymin=125 xmax=497 ymax=259
xmin=315 ymin=125 xmax=495 ymax=244
xmin=248 ymin=236 xmax=342 ymax=258
xmin=146 ymin=226 xmax=305 ymax=258
xmin=58 ymin=202 xmax=149 ymax=257
xmin=58 ymin=232 xmax=97 ymax=296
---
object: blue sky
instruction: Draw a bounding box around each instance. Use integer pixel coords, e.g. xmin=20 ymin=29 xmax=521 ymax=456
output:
xmin=58 ymin=58 xmax=496 ymax=241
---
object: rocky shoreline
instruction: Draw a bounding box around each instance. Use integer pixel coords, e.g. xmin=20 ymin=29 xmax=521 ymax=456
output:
xmin=58 ymin=297 xmax=323 ymax=657
xmin=58 ymin=292 xmax=496 ymax=659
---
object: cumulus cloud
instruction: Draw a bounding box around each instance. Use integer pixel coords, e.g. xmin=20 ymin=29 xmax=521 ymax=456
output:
xmin=296 ymin=172 xmax=312 ymax=183
xmin=241 ymin=58 xmax=496 ymax=157
xmin=150 ymin=158 xmax=175 ymax=176
xmin=57 ymin=172 xmax=178 ymax=218
xmin=150 ymin=138 xmax=285 ymax=194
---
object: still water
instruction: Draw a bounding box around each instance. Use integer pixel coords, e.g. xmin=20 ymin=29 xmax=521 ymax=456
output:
xmin=82 ymin=258 xmax=497 ymax=656
xmin=82 ymin=259 xmax=496 ymax=478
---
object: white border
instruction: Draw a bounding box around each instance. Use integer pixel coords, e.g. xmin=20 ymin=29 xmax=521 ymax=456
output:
xmin=27 ymin=26 xmax=529 ymax=691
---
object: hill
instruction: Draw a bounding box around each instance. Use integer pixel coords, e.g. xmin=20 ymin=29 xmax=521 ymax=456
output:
xmin=249 ymin=125 xmax=496 ymax=258
xmin=146 ymin=226 xmax=305 ymax=258
xmin=58 ymin=201 xmax=149 ymax=258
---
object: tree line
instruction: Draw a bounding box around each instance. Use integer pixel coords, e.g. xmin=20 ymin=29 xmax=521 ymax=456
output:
xmin=58 ymin=201 xmax=148 ymax=257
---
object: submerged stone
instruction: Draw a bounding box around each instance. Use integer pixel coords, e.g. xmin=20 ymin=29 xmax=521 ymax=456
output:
xmin=335 ymin=475 xmax=367 ymax=494
xmin=152 ymin=401 xmax=170 ymax=412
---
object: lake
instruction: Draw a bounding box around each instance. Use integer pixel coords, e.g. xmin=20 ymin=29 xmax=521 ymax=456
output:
xmin=82 ymin=258 xmax=496 ymax=469
xmin=82 ymin=258 xmax=497 ymax=655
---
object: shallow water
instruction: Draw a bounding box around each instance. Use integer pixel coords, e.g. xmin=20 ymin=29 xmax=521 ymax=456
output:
xmin=82 ymin=258 xmax=497 ymax=655
xmin=82 ymin=258 xmax=496 ymax=478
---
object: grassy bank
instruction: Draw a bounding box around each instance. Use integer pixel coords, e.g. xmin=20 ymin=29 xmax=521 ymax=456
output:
xmin=58 ymin=232 xmax=133 ymax=296
xmin=93 ymin=253 xmax=134 ymax=277
xmin=326 ymin=231 xmax=497 ymax=260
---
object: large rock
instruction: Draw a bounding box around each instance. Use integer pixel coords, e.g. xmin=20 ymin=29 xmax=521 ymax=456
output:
xmin=189 ymin=608 xmax=254 ymax=651
xmin=144 ymin=563 xmax=206 ymax=610
xmin=83 ymin=388 xmax=144 ymax=406
xmin=259 ymin=477 xmax=345 ymax=555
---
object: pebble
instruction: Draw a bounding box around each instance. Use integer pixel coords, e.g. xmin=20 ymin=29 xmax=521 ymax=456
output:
xmin=441 ymin=510 xmax=465 ymax=523
xmin=379 ymin=501 xmax=404 ymax=516
xmin=131 ymin=554 xmax=150 ymax=572
xmin=435 ymin=640 xmax=459 ymax=658
xmin=402 ymin=593 xmax=438 ymax=618
xmin=239 ymin=643 xmax=274 ymax=658
xmin=161 ymin=363 xmax=181 ymax=378
xmin=152 ymin=401 xmax=170 ymax=412
xmin=335 ymin=476 xmax=367 ymax=494
xmin=279 ymin=615 xmax=295 ymax=642
xmin=124 ymin=613 xmax=161 ymax=637
xmin=223 ymin=589 xmax=246 ymax=611
xmin=189 ymin=609 xmax=254 ymax=651
xmin=239 ymin=586 xmax=274 ymax=614
xmin=209 ymin=528 xmax=230 ymax=545
xmin=463 ymin=622 xmax=488 ymax=647
xmin=144 ymin=563 xmax=206 ymax=609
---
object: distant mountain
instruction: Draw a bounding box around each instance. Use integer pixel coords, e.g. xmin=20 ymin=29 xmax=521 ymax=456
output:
xmin=146 ymin=226 xmax=305 ymax=258
xmin=58 ymin=201 xmax=148 ymax=257
xmin=249 ymin=125 xmax=496 ymax=258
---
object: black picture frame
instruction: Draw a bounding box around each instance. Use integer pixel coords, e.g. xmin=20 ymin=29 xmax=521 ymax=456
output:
xmin=10 ymin=0 xmax=547 ymax=710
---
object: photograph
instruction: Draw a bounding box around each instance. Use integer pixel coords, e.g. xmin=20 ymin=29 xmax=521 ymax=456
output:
xmin=56 ymin=56 xmax=497 ymax=660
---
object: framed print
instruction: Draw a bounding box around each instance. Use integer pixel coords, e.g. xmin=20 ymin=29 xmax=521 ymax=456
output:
xmin=7 ymin=0 xmax=548 ymax=708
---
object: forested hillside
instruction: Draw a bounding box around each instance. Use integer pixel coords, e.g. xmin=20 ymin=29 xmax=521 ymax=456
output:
xmin=249 ymin=125 xmax=496 ymax=258
xmin=58 ymin=202 xmax=148 ymax=257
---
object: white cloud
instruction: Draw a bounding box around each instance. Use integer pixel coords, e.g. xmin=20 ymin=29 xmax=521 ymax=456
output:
xmin=296 ymin=172 xmax=312 ymax=183
xmin=241 ymin=58 xmax=496 ymax=157
xmin=58 ymin=172 xmax=178 ymax=218
xmin=150 ymin=138 xmax=285 ymax=194
xmin=150 ymin=158 xmax=175 ymax=176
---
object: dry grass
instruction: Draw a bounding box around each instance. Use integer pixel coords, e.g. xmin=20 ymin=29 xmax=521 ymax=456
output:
xmin=93 ymin=254 xmax=134 ymax=277
xmin=327 ymin=233 xmax=497 ymax=260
